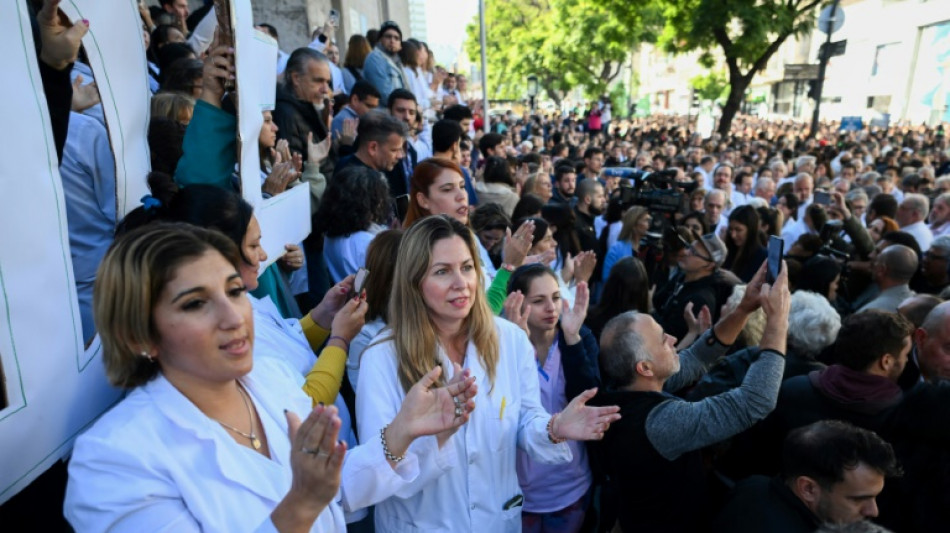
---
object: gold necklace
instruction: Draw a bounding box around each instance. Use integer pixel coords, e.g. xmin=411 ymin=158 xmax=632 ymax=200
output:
xmin=211 ymin=383 xmax=262 ymax=450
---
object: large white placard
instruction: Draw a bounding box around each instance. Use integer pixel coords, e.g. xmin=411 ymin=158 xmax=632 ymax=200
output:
xmin=0 ymin=0 xmax=312 ymax=503
xmin=0 ymin=2 xmax=122 ymax=503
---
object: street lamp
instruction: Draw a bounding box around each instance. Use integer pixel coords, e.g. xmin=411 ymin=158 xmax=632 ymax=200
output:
xmin=526 ymin=74 xmax=539 ymax=112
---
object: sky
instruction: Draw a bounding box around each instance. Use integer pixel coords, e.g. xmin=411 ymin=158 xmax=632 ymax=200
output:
xmin=424 ymin=0 xmax=478 ymax=68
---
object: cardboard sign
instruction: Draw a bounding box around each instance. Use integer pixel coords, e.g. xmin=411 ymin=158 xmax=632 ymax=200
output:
xmin=0 ymin=0 xmax=309 ymax=502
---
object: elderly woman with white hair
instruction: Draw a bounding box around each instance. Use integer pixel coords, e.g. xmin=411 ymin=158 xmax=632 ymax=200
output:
xmin=684 ymin=289 xmax=839 ymax=401
xmin=785 ymin=290 xmax=841 ymax=376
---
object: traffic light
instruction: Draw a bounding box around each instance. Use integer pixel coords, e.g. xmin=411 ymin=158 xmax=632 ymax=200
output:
xmin=806 ymin=80 xmax=820 ymax=101
xmin=691 ymin=92 xmax=700 ymax=108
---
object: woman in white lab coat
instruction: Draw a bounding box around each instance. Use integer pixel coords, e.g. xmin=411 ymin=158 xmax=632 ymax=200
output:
xmin=64 ymin=224 xmax=479 ymax=532
xmin=356 ymin=215 xmax=621 ymax=532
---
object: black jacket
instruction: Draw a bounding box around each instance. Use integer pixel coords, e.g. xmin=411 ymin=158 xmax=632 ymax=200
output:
xmin=713 ymin=476 xmax=821 ymax=533
xmin=272 ymin=85 xmax=329 ymax=163
xmin=653 ymin=270 xmax=735 ymax=341
xmin=383 ymin=141 xmax=417 ymax=198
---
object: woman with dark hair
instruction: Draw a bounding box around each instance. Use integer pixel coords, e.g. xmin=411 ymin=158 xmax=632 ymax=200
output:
xmin=348 ymin=230 xmax=404 ymax=390
xmin=313 ymin=166 xmax=392 ymax=283
xmin=756 ymin=206 xmax=782 ymax=237
xmin=601 ymin=206 xmax=650 ymax=281
xmin=160 ymin=57 xmax=203 ymax=97
xmin=798 ymin=255 xmax=843 ymax=302
xmin=512 ymin=193 xmax=545 ymax=221
xmin=476 ymin=155 xmax=520 ymax=216
xmin=119 ymin=174 xmax=364 ymax=407
xmin=681 ymin=211 xmax=709 ymax=238
xmin=585 ymin=256 xmax=650 ymax=340
xmin=156 ymin=42 xmax=196 ymax=85
xmin=776 ymin=192 xmax=800 ymax=228
xmin=724 ymin=205 xmax=768 ymax=282
xmin=471 ymin=203 xmax=511 ymax=268
xmin=342 ymin=35 xmax=372 ymax=93
xmin=541 ymin=203 xmax=582 ymax=271
xmin=504 ymin=264 xmax=598 ymax=530
xmin=146 ymin=24 xmax=185 ymax=92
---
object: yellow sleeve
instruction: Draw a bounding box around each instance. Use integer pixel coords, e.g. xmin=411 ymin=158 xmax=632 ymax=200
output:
xmin=299 ymin=313 xmax=331 ymax=353
xmin=301 ymin=346 xmax=347 ymax=406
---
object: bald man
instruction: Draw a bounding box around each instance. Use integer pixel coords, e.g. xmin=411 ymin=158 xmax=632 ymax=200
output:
xmin=858 ymin=244 xmax=918 ymax=314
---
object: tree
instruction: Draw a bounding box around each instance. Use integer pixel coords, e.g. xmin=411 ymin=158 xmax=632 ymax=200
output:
xmin=690 ymin=71 xmax=728 ymax=104
xmin=465 ymin=0 xmax=661 ymax=107
xmin=600 ymin=0 xmax=824 ymax=134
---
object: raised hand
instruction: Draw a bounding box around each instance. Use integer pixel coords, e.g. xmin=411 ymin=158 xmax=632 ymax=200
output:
xmin=502 ymin=220 xmax=535 ymax=268
xmin=278 ymin=244 xmax=304 ymax=272
xmin=572 ymin=251 xmax=597 ymax=284
xmin=737 ymin=262 xmax=767 ymax=314
xmin=560 ymin=282 xmax=589 ymax=345
xmin=38 ymin=0 xmax=89 ymax=71
xmin=275 ymin=404 xmax=346 ymax=530
xmin=199 ymin=33 xmax=234 ymax=107
xmin=262 ymin=161 xmax=298 ymax=196
xmin=561 ymin=252 xmax=575 ymax=284
xmin=682 ymin=302 xmax=711 ymax=337
xmin=339 ymin=118 xmax=358 ymax=146
xmin=552 ymin=388 xmax=621 ymax=441
xmin=390 ymin=364 xmax=478 ymax=450
xmin=503 ymin=291 xmax=531 ymax=337
xmin=307 ymin=131 xmax=332 ymax=165
xmin=276 ymin=139 xmax=293 ymax=169
xmin=70 ymin=75 xmax=100 ymax=112
xmin=525 ymin=248 xmax=557 ymax=267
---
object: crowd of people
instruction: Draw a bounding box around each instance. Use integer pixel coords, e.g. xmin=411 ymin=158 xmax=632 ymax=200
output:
xmin=16 ymin=0 xmax=950 ymax=531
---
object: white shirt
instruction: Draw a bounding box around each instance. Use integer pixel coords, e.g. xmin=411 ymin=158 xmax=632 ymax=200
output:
xmin=65 ymin=356 xmax=417 ymax=533
xmin=324 ymin=226 xmax=385 ymax=283
xmin=780 ymin=217 xmax=811 ymax=247
xmin=930 ymin=221 xmax=950 ymax=238
xmin=356 ymin=317 xmax=572 ymax=532
xmin=902 ymin=220 xmax=934 ymax=252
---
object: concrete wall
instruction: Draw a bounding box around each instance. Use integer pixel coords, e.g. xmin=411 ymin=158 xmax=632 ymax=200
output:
xmin=245 ymin=0 xmax=411 ymax=54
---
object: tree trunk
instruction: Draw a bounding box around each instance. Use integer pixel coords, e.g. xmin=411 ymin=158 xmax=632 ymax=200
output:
xmin=717 ymin=72 xmax=753 ymax=136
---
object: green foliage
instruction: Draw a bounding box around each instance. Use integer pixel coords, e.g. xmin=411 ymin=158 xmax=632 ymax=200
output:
xmin=690 ymin=71 xmax=728 ymax=103
xmin=597 ymin=0 xmax=825 ymax=132
xmin=465 ymin=0 xmax=662 ymax=104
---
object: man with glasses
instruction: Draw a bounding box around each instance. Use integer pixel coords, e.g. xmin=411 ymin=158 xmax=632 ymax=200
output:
xmin=913 ymin=236 xmax=950 ymax=294
xmin=363 ymin=21 xmax=409 ymax=106
xmin=652 ymin=234 xmax=733 ymax=341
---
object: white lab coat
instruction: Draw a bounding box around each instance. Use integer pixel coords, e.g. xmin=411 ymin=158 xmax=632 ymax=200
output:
xmin=356 ymin=317 xmax=572 ymax=532
xmin=65 ymin=356 xmax=419 ymax=532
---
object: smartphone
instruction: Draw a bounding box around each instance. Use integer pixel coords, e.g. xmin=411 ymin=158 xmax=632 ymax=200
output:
xmin=328 ymin=9 xmax=340 ymax=27
xmin=813 ymin=191 xmax=832 ymax=206
xmin=394 ymin=194 xmax=410 ymax=221
xmin=348 ymin=268 xmax=369 ymax=299
xmin=767 ymin=236 xmax=784 ymax=284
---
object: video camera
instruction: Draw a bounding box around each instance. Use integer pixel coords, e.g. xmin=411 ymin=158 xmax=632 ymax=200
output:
xmin=604 ymin=167 xmax=697 ymax=215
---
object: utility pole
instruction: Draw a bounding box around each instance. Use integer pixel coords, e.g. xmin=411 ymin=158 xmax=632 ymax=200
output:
xmin=810 ymin=0 xmax=842 ymax=138
xmin=478 ymin=0 xmax=490 ymax=133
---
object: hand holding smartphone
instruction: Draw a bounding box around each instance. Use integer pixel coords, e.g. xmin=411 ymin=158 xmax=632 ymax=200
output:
xmin=348 ymin=268 xmax=369 ymax=300
xmin=766 ymin=236 xmax=784 ymax=284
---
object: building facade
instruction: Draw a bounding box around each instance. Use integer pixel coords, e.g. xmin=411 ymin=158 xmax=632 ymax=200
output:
xmin=632 ymin=0 xmax=950 ymax=125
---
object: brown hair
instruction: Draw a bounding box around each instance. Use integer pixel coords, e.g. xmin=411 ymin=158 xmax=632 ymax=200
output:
xmin=344 ymin=35 xmax=372 ymax=69
xmin=403 ymin=157 xmax=464 ymax=226
xmin=388 ymin=216 xmax=498 ymax=392
xmin=364 ymin=229 xmax=404 ymax=321
xmin=94 ymin=223 xmax=241 ymax=389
